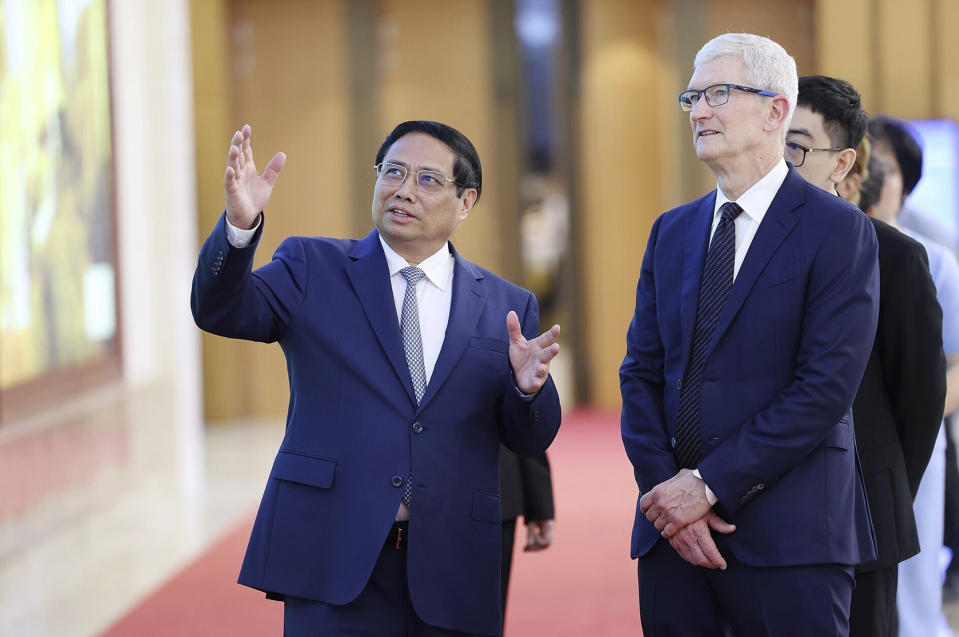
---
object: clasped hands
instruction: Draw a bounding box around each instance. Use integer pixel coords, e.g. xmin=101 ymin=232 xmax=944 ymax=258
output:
xmin=639 ymin=468 xmax=736 ymax=570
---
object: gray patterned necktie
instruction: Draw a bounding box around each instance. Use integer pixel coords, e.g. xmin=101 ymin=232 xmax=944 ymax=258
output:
xmin=400 ymin=266 xmax=427 ymax=505
xmin=673 ymin=201 xmax=744 ymax=469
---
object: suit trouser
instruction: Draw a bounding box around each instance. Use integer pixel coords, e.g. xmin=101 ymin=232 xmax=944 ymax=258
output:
xmin=637 ymin=536 xmax=854 ymax=637
xmin=283 ymin=530 xmax=488 ymax=637
xmin=501 ymin=519 xmax=517 ymax=621
xmin=849 ymin=564 xmax=898 ymax=637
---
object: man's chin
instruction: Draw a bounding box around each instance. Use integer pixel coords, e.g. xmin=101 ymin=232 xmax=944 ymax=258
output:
xmin=694 ymin=145 xmax=720 ymax=162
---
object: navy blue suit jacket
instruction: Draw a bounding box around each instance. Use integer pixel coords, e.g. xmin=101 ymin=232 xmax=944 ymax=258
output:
xmin=621 ymin=168 xmax=880 ymax=567
xmin=191 ymin=214 xmax=561 ymax=636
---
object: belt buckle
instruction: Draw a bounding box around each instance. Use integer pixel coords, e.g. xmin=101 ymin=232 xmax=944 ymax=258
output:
xmin=395 ymin=527 xmax=405 ymax=550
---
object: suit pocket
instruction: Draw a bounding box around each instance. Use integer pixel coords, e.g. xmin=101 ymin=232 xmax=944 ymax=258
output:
xmin=471 ymin=489 xmax=502 ymax=524
xmin=270 ymin=449 xmax=337 ymax=489
xmin=469 ymin=337 xmax=509 ymax=354
xmin=820 ymin=418 xmax=851 ymax=450
xmin=752 ymin=263 xmax=806 ymax=292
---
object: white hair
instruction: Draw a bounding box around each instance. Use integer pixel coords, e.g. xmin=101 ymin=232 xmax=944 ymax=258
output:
xmin=694 ymin=33 xmax=798 ymax=139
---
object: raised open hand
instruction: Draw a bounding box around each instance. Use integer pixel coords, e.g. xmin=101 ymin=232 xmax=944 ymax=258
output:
xmin=224 ymin=124 xmax=286 ymax=229
xmin=507 ymin=311 xmax=560 ymax=396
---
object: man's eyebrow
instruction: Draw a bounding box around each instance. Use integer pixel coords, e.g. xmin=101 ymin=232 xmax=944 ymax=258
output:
xmin=383 ymin=159 xmax=447 ymax=173
xmin=787 ymin=127 xmax=814 ymax=139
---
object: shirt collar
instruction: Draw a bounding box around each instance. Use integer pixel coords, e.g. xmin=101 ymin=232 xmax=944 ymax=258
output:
xmin=713 ymin=159 xmax=789 ymax=225
xmin=379 ymin=236 xmax=454 ymax=291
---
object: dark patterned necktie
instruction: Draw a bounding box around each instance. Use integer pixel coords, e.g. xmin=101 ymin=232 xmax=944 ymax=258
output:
xmin=400 ymin=266 xmax=427 ymax=505
xmin=673 ymin=202 xmax=744 ymax=469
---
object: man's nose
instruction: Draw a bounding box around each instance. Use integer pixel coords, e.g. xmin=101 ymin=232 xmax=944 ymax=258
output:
xmin=690 ymin=97 xmax=712 ymax=119
xmin=394 ymin=174 xmax=417 ymax=199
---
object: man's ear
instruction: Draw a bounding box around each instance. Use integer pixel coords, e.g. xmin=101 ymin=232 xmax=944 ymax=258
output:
xmin=830 ymin=148 xmax=858 ymax=186
xmin=459 ymin=188 xmax=478 ymax=220
xmin=766 ymin=96 xmax=791 ymax=133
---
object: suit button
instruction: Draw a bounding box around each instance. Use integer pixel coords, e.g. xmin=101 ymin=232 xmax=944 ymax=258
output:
xmin=670 ymin=436 xmax=677 ymax=448
xmin=391 ymin=476 xmax=403 ymax=488
xmin=757 ymin=483 xmax=764 ymax=490
xmin=677 ymin=378 xmax=683 ymax=390
xmin=412 ymin=422 xmax=423 ymax=434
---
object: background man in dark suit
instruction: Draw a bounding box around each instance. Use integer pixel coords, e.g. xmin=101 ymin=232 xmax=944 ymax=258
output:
xmin=622 ymin=33 xmax=880 ymax=635
xmin=788 ymin=74 xmax=946 ymax=637
xmin=191 ymin=120 xmax=562 ymax=636
xmin=498 ymin=446 xmax=554 ymax=628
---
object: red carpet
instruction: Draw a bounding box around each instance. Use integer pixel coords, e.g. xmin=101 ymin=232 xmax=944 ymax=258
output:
xmin=102 ymin=409 xmax=641 ymax=636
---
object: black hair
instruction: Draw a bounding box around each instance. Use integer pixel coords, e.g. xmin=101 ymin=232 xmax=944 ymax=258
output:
xmin=868 ymin=115 xmax=923 ymax=197
xmin=858 ymin=152 xmax=886 ymax=213
xmin=796 ymin=75 xmax=867 ymax=150
xmin=375 ymin=121 xmax=482 ymax=203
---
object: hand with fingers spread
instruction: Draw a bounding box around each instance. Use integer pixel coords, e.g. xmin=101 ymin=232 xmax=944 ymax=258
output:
xmin=668 ymin=511 xmax=736 ymax=570
xmin=640 ymin=468 xmax=713 ymax=539
xmin=224 ymin=124 xmax=287 ymax=230
xmin=507 ymin=311 xmax=560 ymax=396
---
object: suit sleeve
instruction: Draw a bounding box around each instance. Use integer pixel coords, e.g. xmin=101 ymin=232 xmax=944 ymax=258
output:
xmin=620 ymin=216 xmax=680 ymax=493
xmin=191 ymin=211 xmax=308 ymax=343
xmin=699 ymin=209 xmax=880 ymax=514
xmin=499 ymin=292 xmax=562 ymax=458
xmin=881 ymin=239 xmax=946 ymax=497
xmin=518 ymin=452 xmax=555 ymax=521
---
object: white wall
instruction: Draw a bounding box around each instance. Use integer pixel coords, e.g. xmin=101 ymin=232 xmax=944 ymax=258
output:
xmin=109 ymin=0 xmax=203 ymax=486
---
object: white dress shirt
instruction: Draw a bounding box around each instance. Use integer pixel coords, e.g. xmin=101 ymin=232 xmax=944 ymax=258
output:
xmin=696 ymin=159 xmax=789 ymax=505
xmin=711 ymin=159 xmax=789 ymax=281
xmin=379 ymin=236 xmax=454 ymax=384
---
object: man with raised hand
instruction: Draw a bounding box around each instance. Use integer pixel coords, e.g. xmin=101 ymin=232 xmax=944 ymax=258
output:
xmin=192 ymin=121 xmax=562 ymax=636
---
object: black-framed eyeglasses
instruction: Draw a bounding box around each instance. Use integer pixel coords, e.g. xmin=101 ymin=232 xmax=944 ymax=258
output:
xmin=373 ymin=162 xmax=463 ymax=194
xmin=678 ymin=83 xmax=778 ymax=112
xmin=783 ymin=142 xmax=846 ymax=168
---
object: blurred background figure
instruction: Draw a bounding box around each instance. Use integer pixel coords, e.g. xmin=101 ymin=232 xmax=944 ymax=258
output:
xmin=499 ymin=446 xmax=555 ymax=633
xmin=866 ymin=115 xmax=959 ymax=637
xmin=790 ymin=75 xmax=946 ymax=637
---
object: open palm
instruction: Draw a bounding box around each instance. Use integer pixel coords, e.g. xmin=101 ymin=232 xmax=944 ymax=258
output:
xmin=224 ymin=124 xmax=286 ymax=229
xmin=507 ymin=310 xmax=561 ymax=395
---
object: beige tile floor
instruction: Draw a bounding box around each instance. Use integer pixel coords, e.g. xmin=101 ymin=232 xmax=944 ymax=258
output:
xmin=0 ymin=384 xmax=282 ymax=637
xmin=3 ymin=384 xmax=959 ymax=637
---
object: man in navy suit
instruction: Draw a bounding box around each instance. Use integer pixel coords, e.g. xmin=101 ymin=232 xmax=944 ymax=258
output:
xmin=621 ymin=33 xmax=880 ymax=635
xmin=192 ymin=120 xmax=562 ymax=636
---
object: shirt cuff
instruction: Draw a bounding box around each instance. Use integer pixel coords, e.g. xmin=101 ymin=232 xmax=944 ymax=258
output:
xmin=692 ymin=468 xmax=718 ymax=505
xmin=225 ymin=213 xmax=261 ymax=248
xmin=509 ymin=367 xmax=539 ymax=402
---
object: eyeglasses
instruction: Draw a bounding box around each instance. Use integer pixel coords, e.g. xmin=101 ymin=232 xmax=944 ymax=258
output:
xmin=784 ymin=142 xmax=846 ymax=168
xmin=373 ymin=162 xmax=463 ymax=194
xmin=678 ymin=83 xmax=778 ymax=112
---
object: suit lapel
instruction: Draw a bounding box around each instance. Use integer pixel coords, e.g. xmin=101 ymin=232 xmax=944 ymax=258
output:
xmin=705 ymin=168 xmax=805 ymax=355
xmin=417 ymin=245 xmax=488 ymax=412
xmin=680 ymin=193 xmax=718 ymax=368
xmin=345 ymin=231 xmax=417 ymax=405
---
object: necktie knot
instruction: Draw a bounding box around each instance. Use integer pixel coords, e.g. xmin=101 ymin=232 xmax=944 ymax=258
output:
xmin=720 ymin=201 xmax=743 ymax=224
xmin=401 ymin=266 xmax=425 ymax=286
